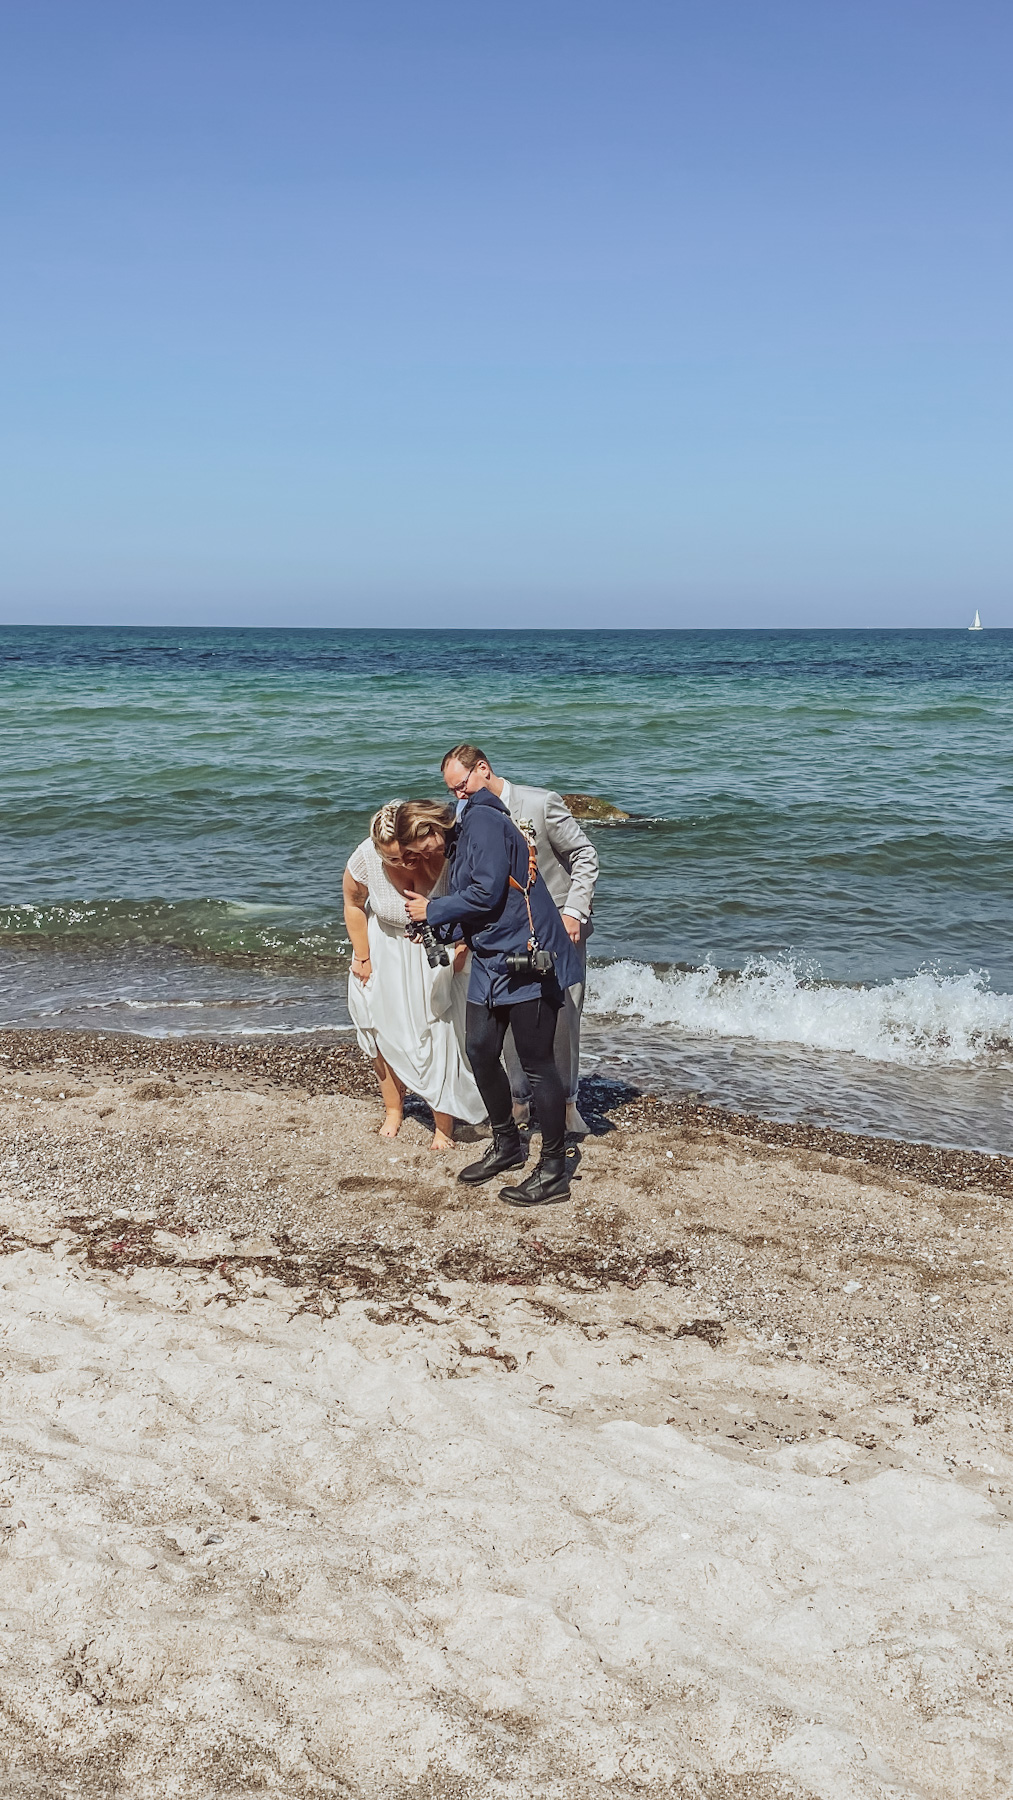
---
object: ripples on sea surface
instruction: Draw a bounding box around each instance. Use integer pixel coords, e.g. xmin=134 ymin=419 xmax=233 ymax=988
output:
xmin=1 ymin=625 xmax=1010 ymax=1151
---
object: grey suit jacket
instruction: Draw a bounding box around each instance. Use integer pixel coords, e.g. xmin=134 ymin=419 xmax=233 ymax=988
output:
xmin=503 ymin=781 xmax=599 ymax=933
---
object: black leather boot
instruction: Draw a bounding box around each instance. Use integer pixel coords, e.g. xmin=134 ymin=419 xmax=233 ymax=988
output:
xmin=457 ymin=1123 xmax=525 ymax=1185
xmin=499 ymin=1153 xmax=570 ymax=1207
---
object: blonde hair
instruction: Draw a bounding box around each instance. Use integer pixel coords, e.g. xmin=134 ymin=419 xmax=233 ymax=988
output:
xmin=369 ymin=798 xmax=455 ymax=856
xmin=395 ymin=798 xmax=456 ymax=848
xmin=369 ymin=799 xmax=406 ymax=850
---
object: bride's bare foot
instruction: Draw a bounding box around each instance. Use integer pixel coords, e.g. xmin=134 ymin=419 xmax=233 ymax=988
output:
xmin=430 ymin=1111 xmax=455 ymax=1151
xmin=371 ymin=1057 xmax=405 ymax=1138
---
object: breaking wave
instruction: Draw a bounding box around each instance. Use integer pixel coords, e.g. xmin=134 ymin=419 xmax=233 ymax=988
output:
xmin=585 ymin=957 xmax=1013 ymax=1068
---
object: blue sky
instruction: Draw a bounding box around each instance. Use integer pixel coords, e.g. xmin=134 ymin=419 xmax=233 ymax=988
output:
xmin=1 ymin=1 xmax=1010 ymax=627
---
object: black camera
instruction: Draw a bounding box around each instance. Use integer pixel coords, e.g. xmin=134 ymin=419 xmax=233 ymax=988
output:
xmin=405 ymin=918 xmax=450 ymax=968
xmin=504 ymin=945 xmax=554 ymax=979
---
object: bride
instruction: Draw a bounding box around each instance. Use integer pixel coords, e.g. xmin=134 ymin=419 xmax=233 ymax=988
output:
xmin=343 ymin=798 xmax=485 ymax=1148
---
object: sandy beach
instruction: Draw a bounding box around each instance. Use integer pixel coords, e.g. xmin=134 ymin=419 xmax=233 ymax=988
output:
xmin=1 ymin=1030 xmax=1011 ymax=1798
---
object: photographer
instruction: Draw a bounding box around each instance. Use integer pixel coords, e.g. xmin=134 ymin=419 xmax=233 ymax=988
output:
xmin=440 ymin=743 xmax=598 ymax=1135
xmin=405 ymin=786 xmax=582 ymax=1207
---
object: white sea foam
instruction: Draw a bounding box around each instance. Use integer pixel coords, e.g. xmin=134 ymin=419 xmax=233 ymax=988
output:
xmin=586 ymin=957 xmax=1013 ymax=1068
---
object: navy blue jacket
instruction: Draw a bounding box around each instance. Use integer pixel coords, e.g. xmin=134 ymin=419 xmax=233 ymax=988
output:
xmin=426 ymin=788 xmax=583 ymax=1006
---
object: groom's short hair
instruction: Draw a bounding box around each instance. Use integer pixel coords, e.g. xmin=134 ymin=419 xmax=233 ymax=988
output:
xmin=441 ymin=742 xmax=489 ymax=773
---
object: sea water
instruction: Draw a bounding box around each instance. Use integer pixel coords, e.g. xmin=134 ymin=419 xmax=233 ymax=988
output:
xmin=1 ymin=625 xmax=1011 ymax=1151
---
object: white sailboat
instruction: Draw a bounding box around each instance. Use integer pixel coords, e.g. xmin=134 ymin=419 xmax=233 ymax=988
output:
xmin=968 ymin=609 xmax=983 ymax=631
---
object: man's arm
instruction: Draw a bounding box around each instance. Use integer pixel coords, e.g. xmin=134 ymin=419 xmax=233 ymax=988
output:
xmin=542 ymin=791 xmax=599 ymax=923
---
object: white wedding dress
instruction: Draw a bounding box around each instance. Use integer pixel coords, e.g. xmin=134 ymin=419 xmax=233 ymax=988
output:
xmin=345 ymin=839 xmax=485 ymax=1124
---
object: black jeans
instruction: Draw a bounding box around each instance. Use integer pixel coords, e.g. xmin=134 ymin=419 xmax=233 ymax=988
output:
xmin=466 ymin=993 xmax=566 ymax=1158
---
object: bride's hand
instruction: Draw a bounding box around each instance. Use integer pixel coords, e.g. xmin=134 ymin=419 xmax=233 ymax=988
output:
xmin=404 ymin=890 xmax=429 ymax=922
xmin=452 ymin=942 xmax=468 ymax=973
xmin=351 ymin=953 xmax=372 ymax=984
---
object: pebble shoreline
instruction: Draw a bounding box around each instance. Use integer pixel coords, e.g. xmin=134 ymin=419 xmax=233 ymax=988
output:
xmin=1 ymin=1024 xmax=1010 ymax=1201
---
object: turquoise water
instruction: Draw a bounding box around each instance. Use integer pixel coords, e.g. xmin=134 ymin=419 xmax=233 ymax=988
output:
xmin=2 ymin=625 xmax=1011 ymax=1149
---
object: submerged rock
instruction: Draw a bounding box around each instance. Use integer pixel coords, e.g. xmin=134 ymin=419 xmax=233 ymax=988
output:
xmin=561 ymin=793 xmax=632 ymax=823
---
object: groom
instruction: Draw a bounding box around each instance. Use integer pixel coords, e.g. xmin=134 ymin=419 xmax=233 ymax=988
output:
xmin=440 ymin=743 xmax=599 ymax=1136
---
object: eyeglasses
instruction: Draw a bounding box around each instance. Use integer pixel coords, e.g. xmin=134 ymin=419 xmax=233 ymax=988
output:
xmin=446 ymin=766 xmax=482 ymax=796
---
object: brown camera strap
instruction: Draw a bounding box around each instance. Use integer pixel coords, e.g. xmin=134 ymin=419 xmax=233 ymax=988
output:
xmin=508 ymin=873 xmax=537 ymax=950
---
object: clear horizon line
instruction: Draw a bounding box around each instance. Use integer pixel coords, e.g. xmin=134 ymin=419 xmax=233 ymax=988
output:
xmin=0 ymin=621 xmax=1002 ymax=636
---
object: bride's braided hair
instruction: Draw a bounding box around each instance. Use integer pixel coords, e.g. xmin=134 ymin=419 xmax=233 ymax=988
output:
xmin=370 ymin=800 xmax=405 ymax=848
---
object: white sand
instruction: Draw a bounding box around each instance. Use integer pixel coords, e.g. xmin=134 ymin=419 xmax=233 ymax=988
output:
xmin=0 ymin=1076 xmax=1011 ymax=1797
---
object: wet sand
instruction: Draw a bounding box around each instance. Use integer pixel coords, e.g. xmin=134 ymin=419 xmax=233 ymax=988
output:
xmin=0 ymin=1030 xmax=1011 ymax=1798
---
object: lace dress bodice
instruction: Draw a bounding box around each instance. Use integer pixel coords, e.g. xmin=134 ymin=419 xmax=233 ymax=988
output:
xmin=346 ymin=838 xmax=450 ymax=931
